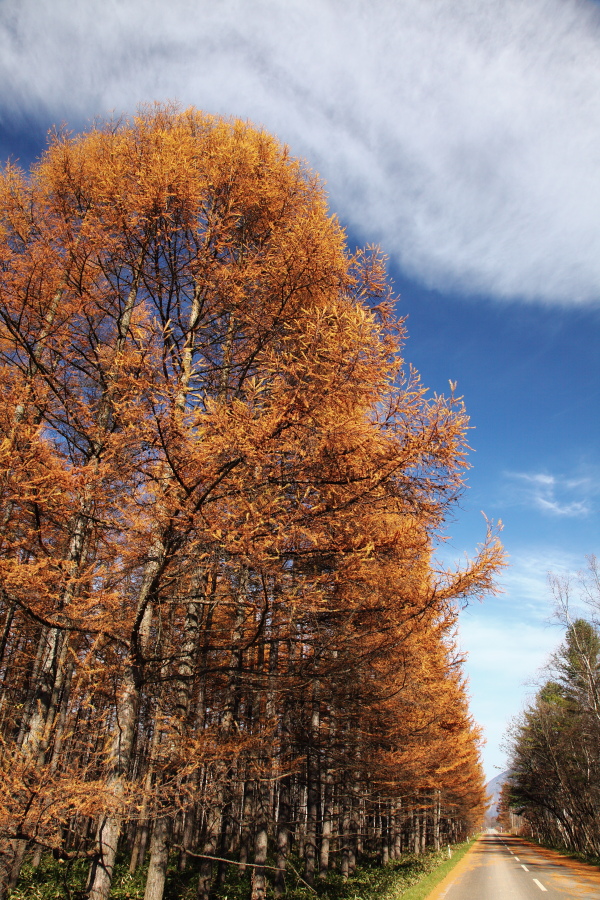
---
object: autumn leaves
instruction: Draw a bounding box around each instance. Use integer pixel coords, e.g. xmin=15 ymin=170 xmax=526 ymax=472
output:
xmin=0 ymin=107 xmax=502 ymax=900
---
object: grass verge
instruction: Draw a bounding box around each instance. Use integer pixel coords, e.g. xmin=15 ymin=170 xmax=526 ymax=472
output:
xmin=394 ymin=837 xmax=476 ymax=900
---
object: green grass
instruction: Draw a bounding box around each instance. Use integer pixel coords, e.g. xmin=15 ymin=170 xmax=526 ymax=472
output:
xmin=207 ymin=842 xmax=478 ymax=900
xmin=279 ymin=850 xmax=458 ymax=900
xmin=396 ymin=838 xmax=476 ymax=900
xmin=10 ymin=841 xmax=477 ymax=900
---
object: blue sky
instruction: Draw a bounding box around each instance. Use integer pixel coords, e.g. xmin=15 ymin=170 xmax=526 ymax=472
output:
xmin=2 ymin=0 xmax=600 ymax=779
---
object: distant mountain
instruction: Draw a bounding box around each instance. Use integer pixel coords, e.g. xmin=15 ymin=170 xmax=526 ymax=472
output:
xmin=485 ymin=770 xmax=510 ymax=824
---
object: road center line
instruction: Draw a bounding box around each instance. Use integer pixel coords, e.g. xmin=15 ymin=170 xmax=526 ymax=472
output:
xmin=521 ymin=864 xmax=529 ymax=871
xmin=533 ymin=878 xmax=548 ymax=892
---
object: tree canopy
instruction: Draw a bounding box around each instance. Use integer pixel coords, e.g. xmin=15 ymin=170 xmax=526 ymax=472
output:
xmin=0 ymin=105 xmax=503 ymax=900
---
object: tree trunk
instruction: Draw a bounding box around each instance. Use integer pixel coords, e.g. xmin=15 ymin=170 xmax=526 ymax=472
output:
xmin=144 ymin=816 xmax=172 ymax=900
xmin=87 ymin=539 xmax=163 ymax=900
xmin=304 ymin=690 xmax=320 ymax=886
xmin=197 ymin=796 xmax=222 ymax=900
xmin=340 ymin=798 xmax=350 ymax=881
xmin=250 ymin=777 xmax=269 ymax=900
xmin=239 ymin=776 xmax=254 ymax=874
xmin=433 ymin=791 xmax=441 ymax=851
xmin=274 ymin=774 xmax=290 ymax=897
xmin=381 ymin=802 xmax=389 ymax=865
xmin=319 ymin=767 xmax=334 ymax=877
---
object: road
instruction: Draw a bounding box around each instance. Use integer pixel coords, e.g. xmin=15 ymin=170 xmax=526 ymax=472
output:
xmin=429 ymin=833 xmax=600 ymax=899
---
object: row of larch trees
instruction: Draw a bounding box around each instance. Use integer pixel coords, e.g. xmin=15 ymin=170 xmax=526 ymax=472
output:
xmin=0 ymin=105 xmax=503 ymax=900
xmin=503 ymin=558 xmax=600 ymax=856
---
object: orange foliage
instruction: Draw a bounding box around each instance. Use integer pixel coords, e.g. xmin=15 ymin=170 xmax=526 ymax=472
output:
xmin=0 ymin=106 xmax=502 ymax=900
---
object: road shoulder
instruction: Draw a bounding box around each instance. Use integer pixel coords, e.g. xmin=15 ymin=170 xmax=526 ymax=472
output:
xmin=511 ymin=836 xmax=600 ymax=887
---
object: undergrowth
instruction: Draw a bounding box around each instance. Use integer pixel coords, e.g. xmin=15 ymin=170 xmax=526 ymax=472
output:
xmin=10 ymin=843 xmax=471 ymax=900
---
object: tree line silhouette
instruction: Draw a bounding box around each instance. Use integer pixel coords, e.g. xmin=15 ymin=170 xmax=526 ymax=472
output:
xmin=504 ymin=559 xmax=600 ymax=857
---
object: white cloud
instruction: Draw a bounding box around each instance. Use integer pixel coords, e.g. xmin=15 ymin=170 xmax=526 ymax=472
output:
xmin=2 ymin=0 xmax=600 ymax=304
xmin=504 ymin=470 xmax=597 ymax=516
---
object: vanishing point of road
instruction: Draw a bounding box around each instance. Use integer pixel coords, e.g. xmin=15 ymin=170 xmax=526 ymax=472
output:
xmin=429 ymin=833 xmax=600 ymax=899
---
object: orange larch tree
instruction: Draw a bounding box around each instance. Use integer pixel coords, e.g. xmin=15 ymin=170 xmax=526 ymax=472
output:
xmin=0 ymin=106 xmax=502 ymax=900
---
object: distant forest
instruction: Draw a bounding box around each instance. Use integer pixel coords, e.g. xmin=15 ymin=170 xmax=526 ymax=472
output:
xmin=503 ymin=557 xmax=600 ymax=859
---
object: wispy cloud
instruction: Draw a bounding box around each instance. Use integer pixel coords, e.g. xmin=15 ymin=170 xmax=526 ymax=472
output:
xmin=504 ymin=470 xmax=596 ymax=517
xmin=1 ymin=0 xmax=600 ymax=305
xmin=498 ymin=546 xmax=580 ymax=614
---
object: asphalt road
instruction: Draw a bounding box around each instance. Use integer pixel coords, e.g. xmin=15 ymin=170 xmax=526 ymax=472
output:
xmin=430 ymin=833 xmax=600 ymax=899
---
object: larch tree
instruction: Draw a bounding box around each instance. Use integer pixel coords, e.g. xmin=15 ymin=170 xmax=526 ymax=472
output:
xmin=0 ymin=105 xmax=503 ymax=900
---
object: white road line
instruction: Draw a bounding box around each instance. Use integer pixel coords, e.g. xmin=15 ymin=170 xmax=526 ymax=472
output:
xmin=514 ymin=856 xmax=520 ymax=861
xmin=521 ymin=864 xmax=529 ymax=871
xmin=533 ymin=878 xmax=548 ymax=892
